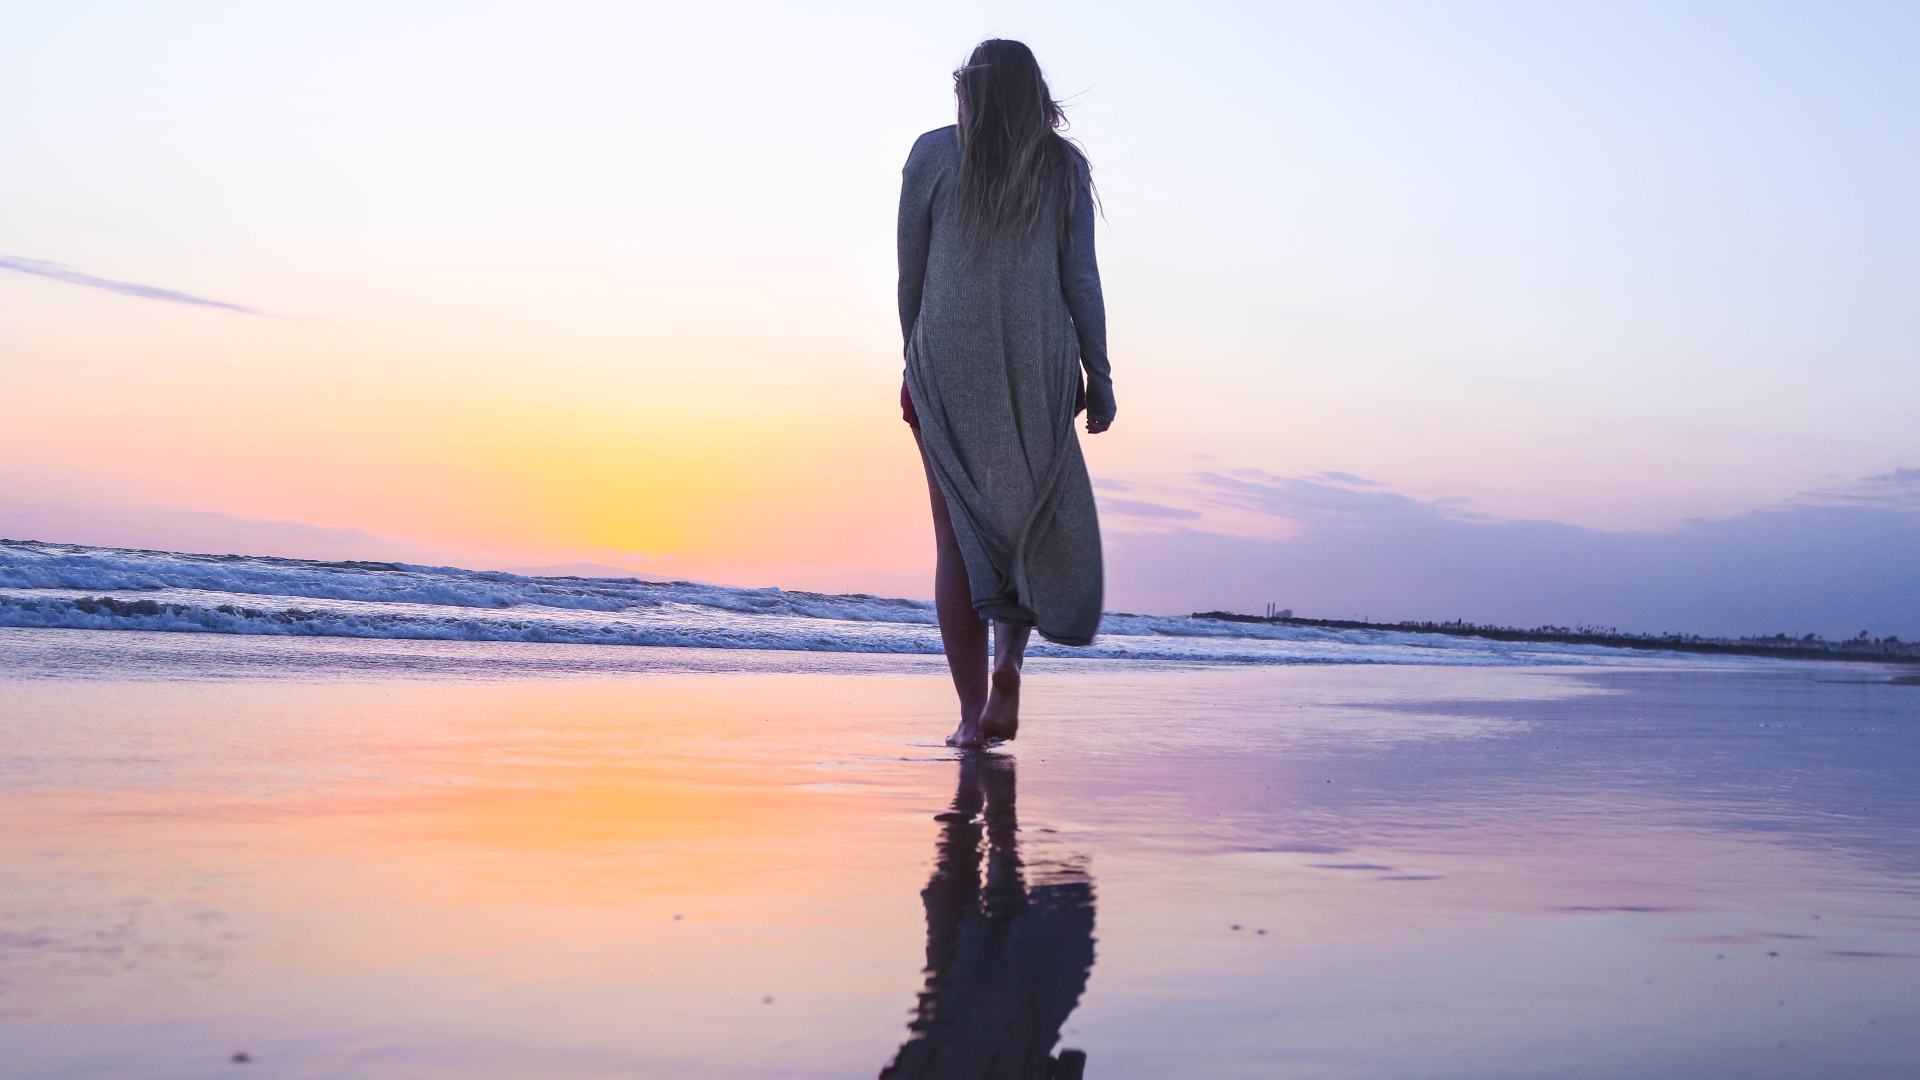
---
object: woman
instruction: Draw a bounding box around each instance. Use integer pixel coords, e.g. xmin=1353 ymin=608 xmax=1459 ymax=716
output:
xmin=899 ymin=39 xmax=1114 ymax=749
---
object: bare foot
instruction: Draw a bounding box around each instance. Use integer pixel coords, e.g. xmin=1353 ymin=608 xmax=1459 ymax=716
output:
xmin=946 ymin=716 xmax=986 ymax=749
xmin=979 ymin=665 xmax=1020 ymax=742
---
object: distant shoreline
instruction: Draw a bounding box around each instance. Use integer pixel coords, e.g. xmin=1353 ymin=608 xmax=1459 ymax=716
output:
xmin=1191 ymin=612 xmax=1920 ymax=666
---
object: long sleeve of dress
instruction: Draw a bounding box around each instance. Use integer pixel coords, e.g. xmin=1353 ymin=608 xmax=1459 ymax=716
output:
xmin=1060 ymin=163 xmax=1114 ymax=423
xmin=897 ymin=134 xmax=938 ymax=348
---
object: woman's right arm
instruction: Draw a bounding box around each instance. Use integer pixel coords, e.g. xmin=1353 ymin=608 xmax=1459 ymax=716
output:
xmin=1060 ymin=159 xmax=1113 ymax=431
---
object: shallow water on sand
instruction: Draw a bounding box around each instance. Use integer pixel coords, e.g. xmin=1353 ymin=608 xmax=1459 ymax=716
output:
xmin=2 ymin=629 xmax=1917 ymax=1079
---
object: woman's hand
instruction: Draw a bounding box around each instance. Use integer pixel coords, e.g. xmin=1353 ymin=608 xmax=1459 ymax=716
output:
xmin=1085 ymin=416 xmax=1112 ymax=435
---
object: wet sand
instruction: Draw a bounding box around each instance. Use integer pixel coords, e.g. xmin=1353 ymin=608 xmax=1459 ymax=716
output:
xmin=2 ymin=629 xmax=1917 ymax=1078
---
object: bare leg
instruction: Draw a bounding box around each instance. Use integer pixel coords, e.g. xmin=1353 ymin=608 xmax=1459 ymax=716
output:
xmin=979 ymin=620 xmax=1031 ymax=742
xmin=916 ymin=431 xmax=990 ymax=747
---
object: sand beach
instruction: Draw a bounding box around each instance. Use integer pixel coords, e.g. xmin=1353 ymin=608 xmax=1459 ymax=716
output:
xmin=3 ymin=628 xmax=1916 ymax=1078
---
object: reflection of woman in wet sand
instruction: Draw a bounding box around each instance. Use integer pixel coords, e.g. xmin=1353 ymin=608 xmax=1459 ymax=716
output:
xmin=899 ymin=39 xmax=1114 ymax=748
xmin=880 ymin=755 xmax=1095 ymax=1080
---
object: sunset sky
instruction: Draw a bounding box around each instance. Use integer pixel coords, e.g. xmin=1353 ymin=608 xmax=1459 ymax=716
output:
xmin=5 ymin=2 xmax=1917 ymax=636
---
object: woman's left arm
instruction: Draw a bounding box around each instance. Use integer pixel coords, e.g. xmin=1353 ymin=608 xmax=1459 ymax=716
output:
xmin=1060 ymin=161 xmax=1113 ymax=432
xmin=898 ymin=137 xmax=938 ymax=352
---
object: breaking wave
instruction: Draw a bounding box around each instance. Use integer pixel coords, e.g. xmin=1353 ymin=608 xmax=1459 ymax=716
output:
xmin=0 ymin=539 xmax=1667 ymax=666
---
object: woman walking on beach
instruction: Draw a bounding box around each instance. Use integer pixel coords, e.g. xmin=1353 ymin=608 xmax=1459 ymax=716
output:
xmin=900 ymin=39 xmax=1114 ymax=749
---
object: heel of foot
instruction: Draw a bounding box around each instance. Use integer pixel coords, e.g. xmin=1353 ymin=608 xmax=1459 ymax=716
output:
xmin=980 ymin=684 xmax=1021 ymax=742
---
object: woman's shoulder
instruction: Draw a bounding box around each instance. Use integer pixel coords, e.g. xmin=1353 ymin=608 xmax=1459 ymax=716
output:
xmin=908 ymin=125 xmax=959 ymax=160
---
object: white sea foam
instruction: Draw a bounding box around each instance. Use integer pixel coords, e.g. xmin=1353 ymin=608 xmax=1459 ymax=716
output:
xmin=0 ymin=539 xmax=1680 ymax=666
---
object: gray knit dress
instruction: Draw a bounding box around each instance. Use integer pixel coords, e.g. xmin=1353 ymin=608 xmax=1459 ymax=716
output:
xmin=899 ymin=126 xmax=1114 ymax=647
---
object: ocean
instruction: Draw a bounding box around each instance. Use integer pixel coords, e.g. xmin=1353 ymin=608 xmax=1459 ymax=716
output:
xmin=0 ymin=538 xmax=1742 ymax=667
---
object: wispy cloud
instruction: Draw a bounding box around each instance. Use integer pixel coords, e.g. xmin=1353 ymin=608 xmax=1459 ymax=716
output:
xmin=1098 ymin=498 xmax=1201 ymax=520
xmin=1316 ymin=471 xmax=1382 ymax=487
xmin=1788 ymin=467 xmax=1920 ymax=512
xmin=1199 ymin=470 xmax=1432 ymax=523
xmin=0 ymin=254 xmax=261 ymax=314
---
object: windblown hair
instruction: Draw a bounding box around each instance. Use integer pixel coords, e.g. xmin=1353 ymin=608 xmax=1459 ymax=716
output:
xmin=953 ymin=39 xmax=1091 ymax=252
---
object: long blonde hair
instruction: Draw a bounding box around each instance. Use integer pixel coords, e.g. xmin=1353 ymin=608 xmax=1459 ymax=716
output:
xmin=953 ymin=39 xmax=1091 ymax=253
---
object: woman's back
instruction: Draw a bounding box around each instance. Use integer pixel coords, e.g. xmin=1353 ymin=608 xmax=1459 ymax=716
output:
xmin=901 ymin=126 xmax=1087 ymax=422
xmin=909 ymin=125 xmax=1074 ymax=288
